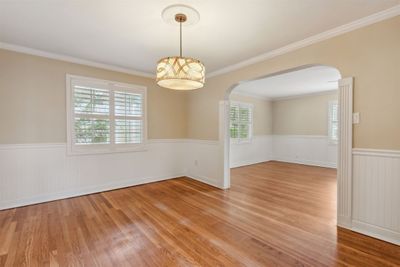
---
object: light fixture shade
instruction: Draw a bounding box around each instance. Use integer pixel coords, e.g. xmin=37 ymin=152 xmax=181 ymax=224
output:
xmin=156 ymin=57 xmax=205 ymax=90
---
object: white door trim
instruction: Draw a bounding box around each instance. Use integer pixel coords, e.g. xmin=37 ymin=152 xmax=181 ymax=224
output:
xmin=337 ymin=77 xmax=354 ymax=229
xmin=220 ymin=75 xmax=354 ymax=230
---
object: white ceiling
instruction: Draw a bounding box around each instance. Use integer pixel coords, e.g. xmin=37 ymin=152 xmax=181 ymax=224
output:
xmin=232 ymin=66 xmax=341 ymax=99
xmin=0 ymin=0 xmax=399 ymax=75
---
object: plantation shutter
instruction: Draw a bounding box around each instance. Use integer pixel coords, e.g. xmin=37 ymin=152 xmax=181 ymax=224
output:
xmin=114 ymin=91 xmax=143 ymax=144
xmin=73 ymin=84 xmax=111 ymax=144
xmin=230 ymin=102 xmax=253 ymax=142
xmin=68 ymin=75 xmax=146 ymax=154
xmin=230 ymin=104 xmax=239 ymax=138
xmin=239 ymin=106 xmax=252 ymax=140
xmin=329 ymin=101 xmax=339 ymax=142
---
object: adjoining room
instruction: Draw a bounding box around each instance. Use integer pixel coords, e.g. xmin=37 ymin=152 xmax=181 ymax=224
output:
xmin=229 ymin=65 xmax=340 ymax=169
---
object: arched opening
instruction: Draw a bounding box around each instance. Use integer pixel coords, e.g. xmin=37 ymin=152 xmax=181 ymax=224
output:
xmin=219 ymin=64 xmax=353 ymax=228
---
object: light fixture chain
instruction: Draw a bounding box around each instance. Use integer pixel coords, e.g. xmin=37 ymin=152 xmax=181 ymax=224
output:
xmin=180 ymin=21 xmax=182 ymax=57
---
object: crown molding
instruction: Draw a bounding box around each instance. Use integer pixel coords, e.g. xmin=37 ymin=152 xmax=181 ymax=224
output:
xmin=272 ymin=89 xmax=338 ymax=102
xmin=208 ymin=5 xmax=400 ymax=78
xmin=1 ymin=5 xmax=399 ymax=80
xmin=230 ymin=91 xmax=271 ymax=101
xmin=0 ymin=42 xmax=154 ymax=78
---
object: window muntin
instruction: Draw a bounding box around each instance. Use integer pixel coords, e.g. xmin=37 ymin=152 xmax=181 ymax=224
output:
xmin=67 ymin=75 xmax=146 ymax=154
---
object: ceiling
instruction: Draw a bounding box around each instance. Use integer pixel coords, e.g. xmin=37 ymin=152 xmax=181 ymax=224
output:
xmin=232 ymin=66 xmax=341 ymax=99
xmin=0 ymin=0 xmax=399 ymax=76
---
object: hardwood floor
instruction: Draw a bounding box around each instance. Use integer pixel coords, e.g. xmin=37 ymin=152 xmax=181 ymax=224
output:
xmin=0 ymin=161 xmax=399 ymax=266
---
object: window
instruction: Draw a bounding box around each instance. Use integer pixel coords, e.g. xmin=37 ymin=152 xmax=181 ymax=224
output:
xmin=67 ymin=75 xmax=146 ymax=154
xmin=230 ymin=101 xmax=253 ymax=142
xmin=328 ymin=101 xmax=339 ymax=143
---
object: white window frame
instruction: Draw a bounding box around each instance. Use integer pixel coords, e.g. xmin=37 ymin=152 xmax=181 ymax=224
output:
xmin=66 ymin=74 xmax=147 ymax=155
xmin=328 ymin=100 xmax=339 ymax=145
xmin=230 ymin=101 xmax=253 ymax=144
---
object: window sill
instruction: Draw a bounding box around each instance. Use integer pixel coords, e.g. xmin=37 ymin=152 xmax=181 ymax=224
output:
xmin=230 ymin=138 xmax=253 ymax=145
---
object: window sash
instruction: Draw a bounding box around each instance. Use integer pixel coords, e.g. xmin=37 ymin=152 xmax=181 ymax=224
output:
xmin=67 ymin=75 xmax=147 ymax=155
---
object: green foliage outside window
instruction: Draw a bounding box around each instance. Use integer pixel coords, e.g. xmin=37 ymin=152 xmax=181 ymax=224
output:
xmin=230 ymin=103 xmax=252 ymax=141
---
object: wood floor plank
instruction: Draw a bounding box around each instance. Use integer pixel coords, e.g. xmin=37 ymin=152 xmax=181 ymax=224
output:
xmin=0 ymin=161 xmax=399 ymax=266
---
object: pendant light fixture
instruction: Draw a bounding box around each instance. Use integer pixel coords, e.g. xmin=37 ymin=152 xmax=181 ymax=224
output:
xmin=156 ymin=5 xmax=205 ymax=90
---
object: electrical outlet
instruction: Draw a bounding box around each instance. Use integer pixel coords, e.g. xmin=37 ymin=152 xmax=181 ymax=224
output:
xmin=353 ymin=112 xmax=360 ymax=124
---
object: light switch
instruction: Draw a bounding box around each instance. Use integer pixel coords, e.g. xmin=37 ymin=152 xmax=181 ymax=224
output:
xmin=353 ymin=112 xmax=360 ymax=124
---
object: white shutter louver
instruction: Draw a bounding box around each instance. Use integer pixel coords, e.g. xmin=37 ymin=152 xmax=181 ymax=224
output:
xmin=73 ymin=85 xmax=111 ymax=144
xmin=230 ymin=104 xmax=239 ymax=139
xmin=229 ymin=102 xmax=253 ymax=142
xmin=67 ymin=75 xmax=146 ymax=154
xmin=74 ymin=86 xmax=110 ymax=115
xmin=74 ymin=118 xmax=110 ymax=144
xmin=329 ymin=101 xmax=339 ymax=143
xmin=114 ymin=91 xmax=143 ymax=144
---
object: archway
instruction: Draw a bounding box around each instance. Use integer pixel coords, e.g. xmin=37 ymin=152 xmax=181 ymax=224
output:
xmin=219 ymin=64 xmax=353 ymax=228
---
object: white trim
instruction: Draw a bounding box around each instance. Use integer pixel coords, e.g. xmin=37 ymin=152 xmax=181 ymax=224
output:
xmin=272 ymin=134 xmax=328 ymax=139
xmin=0 ymin=42 xmax=153 ymax=78
xmin=328 ymin=100 xmax=339 ymax=144
xmin=271 ymin=89 xmax=338 ymax=102
xmin=66 ymin=74 xmax=148 ymax=155
xmin=186 ymin=175 xmax=222 ymax=189
xmin=229 ymin=101 xmax=254 ymax=143
xmin=352 ymin=148 xmax=400 ymax=158
xmin=351 ymin=148 xmax=400 ymax=246
xmin=337 ymin=77 xmax=353 ymax=229
xmin=2 ymin=6 xmax=400 ymax=80
xmin=338 ymin=216 xmax=353 ymax=229
xmin=0 ymin=143 xmax=66 ymax=150
xmin=352 ymin=220 xmax=400 ymax=246
xmin=219 ymin=100 xmax=231 ymax=189
xmin=230 ymin=91 xmax=271 ymax=101
xmin=0 ymin=140 xmax=220 ymax=149
xmin=208 ymin=5 xmax=400 ymax=78
xmin=0 ymin=139 xmax=223 ymax=210
xmin=230 ymin=159 xmax=271 ymax=169
xmin=0 ymin=173 xmax=183 ymax=211
xmin=271 ymin=157 xmax=336 ymax=169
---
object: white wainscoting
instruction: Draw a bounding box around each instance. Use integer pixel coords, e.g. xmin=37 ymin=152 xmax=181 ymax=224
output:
xmin=183 ymin=139 xmax=222 ymax=188
xmin=272 ymin=135 xmax=337 ymax=168
xmin=230 ymin=135 xmax=337 ymax=168
xmin=0 ymin=139 xmax=220 ymax=210
xmin=230 ymin=135 xmax=273 ymax=168
xmin=352 ymin=148 xmax=400 ymax=245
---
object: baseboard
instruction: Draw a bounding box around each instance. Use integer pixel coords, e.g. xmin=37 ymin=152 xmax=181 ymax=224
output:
xmin=231 ymin=157 xmax=272 ymax=168
xmin=230 ymin=157 xmax=336 ymax=169
xmin=0 ymin=173 xmax=184 ymax=210
xmin=272 ymin=157 xmax=337 ymax=168
xmin=352 ymin=220 xmax=400 ymax=246
xmin=338 ymin=215 xmax=352 ymax=229
xmin=186 ymin=174 xmax=224 ymax=189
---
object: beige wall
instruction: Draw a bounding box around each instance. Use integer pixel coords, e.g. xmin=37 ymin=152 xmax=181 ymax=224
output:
xmin=187 ymin=16 xmax=400 ymax=150
xmin=2 ymin=16 xmax=399 ymax=149
xmin=0 ymin=49 xmax=188 ymax=143
xmin=272 ymin=91 xmax=338 ymax=135
xmin=230 ymin=93 xmax=272 ymax=135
